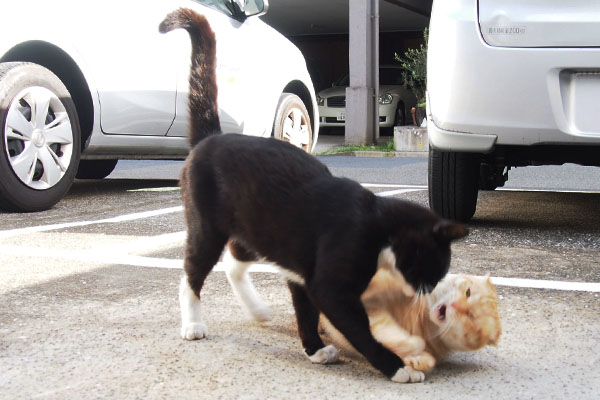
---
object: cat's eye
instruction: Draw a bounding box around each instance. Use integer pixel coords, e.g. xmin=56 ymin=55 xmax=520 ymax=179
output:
xmin=466 ymin=288 xmax=471 ymax=298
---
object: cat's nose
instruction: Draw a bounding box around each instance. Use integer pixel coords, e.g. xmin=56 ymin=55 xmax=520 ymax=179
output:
xmin=451 ymin=301 xmax=467 ymax=313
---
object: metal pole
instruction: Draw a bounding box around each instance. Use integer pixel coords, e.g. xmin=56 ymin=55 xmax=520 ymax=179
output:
xmin=345 ymin=0 xmax=379 ymax=145
xmin=372 ymin=0 xmax=380 ymax=143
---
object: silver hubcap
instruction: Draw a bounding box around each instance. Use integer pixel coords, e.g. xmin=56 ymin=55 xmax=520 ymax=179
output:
xmin=4 ymin=86 xmax=73 ymax=190
xmin=283 ymin=107 xmax=310 ymax=149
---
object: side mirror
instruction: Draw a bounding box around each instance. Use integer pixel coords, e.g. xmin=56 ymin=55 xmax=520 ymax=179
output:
xmin=244 ymin=0 xmax=269 ymax=17
xmin=227 ymin=0 xmax=268 ymax=22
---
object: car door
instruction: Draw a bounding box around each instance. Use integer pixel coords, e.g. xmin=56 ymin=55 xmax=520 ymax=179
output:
xmin=167 ymin=0 xmax=278 ymax=138
xmin=166 ymin=0 xmax=246 ymax=136
xmin=78 ymin=0 xmax=180 ymax=136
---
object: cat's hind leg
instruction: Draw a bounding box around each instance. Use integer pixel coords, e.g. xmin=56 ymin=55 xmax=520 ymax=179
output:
xmin=180 ymin=210 xmax=228 ymax=340
xmin=223 ymin=240 xmax=271 ymax=322
xmin=288 ymin=282 xmax=339 ymax=364
xmin=180 ymin=274 xmax=209 ymax=340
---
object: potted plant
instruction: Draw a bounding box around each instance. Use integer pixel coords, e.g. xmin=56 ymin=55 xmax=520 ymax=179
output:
xmin=395 ymin=28 xmax=428 ymax=126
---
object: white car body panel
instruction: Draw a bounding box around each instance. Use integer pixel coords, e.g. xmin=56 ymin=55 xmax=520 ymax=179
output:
xmin=427 ymin=0 xmax=600 ymax=152
xmin=0 ymin=0 xmax=319 ymax=156
xmin=479 ymin=0 xmax=600 ymax=48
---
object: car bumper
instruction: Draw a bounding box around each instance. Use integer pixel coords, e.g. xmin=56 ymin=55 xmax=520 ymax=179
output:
xmin=428 ymin=100 xmax=497 ymax=153
xmin=318 ymin=103 xmax=397 ymax=128
xmin=427 ymin=0 xmax=600 ymax=150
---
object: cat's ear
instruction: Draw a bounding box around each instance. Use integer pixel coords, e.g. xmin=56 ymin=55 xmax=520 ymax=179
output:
xmin=482 ymin=273 xmax=498 ymax=293
xmin=432 ymin=220 xmax=468 ymax=243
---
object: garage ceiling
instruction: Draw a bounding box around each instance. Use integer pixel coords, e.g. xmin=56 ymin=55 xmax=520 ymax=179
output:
xmin=261 ymin=0 xmax=432 ymax=36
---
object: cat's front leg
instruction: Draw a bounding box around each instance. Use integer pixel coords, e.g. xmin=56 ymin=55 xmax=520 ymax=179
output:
xmin=391 ymin=366 xmax=426 ymax=383
xmin=369 ymin=312 xmax=426 ymax=358
xmin=288 ymin=282 xmax=339 ymax=364
xmin=403 ymin=351 xmax=436 ymax=373
xmin=179 ymin=275 xmax=208 ymax=340
xmin=315 ymin=289 xmax=423 ymax=383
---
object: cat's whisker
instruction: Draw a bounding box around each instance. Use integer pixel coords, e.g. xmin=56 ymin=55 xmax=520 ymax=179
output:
xmin=432 ymin=317 xmax=455 ymax=340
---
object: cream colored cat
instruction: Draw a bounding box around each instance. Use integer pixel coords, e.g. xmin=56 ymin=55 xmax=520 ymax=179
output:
xmin=323 ymin=258 xmax=501 ymax=376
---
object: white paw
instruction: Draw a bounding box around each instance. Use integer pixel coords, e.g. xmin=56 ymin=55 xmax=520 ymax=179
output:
xmin=249 ymin=304 xmax=272 ymax=322
xmin=307 ymin=345 xmax=339 ymax=364
xmin=181 ymin=322 xmax=208 ymax=340
xmin=391 ymin=366 xmax=426 ymax=383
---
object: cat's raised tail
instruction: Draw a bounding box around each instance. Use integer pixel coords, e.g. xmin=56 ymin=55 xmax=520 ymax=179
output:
xmin=159 ymin=8 xmax=221 ymax=147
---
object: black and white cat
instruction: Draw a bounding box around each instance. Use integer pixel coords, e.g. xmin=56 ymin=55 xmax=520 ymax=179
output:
xmin=159 ymin=8 xmax=467 ymax=383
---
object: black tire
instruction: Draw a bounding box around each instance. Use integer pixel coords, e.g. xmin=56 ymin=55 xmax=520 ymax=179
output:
xmin=272 ymin=93 xmax=313 ymax=153
xmin=428 ymin=147 xmax=480 ymax=222
xmin=0 ymin=62 xmax=81 ymax=212
xmin=76 ymin=159 xmax=118 ymax=179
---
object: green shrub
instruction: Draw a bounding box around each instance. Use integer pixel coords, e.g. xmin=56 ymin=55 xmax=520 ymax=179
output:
xmin=395 ymin=28 xmax=428 ymax=107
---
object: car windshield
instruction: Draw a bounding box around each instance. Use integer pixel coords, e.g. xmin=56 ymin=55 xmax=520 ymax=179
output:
xmin=334 ymin=68 xmax=404 ymax=87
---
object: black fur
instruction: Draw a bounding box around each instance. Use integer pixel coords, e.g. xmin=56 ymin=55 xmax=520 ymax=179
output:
xmin=161 ymin=9 xmax=467 ymax=379
xmin=159 ymin=9 xmax=220 ymax=146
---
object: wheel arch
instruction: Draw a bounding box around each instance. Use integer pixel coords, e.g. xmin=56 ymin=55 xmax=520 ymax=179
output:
xmin=1 ymin=41 xmax=94 ymax=152
xmin=281 ymin=80 xmax=317 ymax=137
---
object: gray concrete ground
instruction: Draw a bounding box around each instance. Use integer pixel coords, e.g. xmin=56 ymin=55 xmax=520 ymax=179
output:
xmin=1 ymin=142 xmax=599 ymax=399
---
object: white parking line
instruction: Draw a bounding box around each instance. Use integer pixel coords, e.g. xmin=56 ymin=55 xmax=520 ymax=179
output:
xmin=0 ymin=206 xmax=183 ymax=239
xmin=0 ymin=184 xmax=597 ymax=293
xmin=0 ymin=184 xmax=423 ymax=239
xmin=498 ymin=188 xmax=600 ymax=194
xmin=362 ymin=184 xmax=427 ymax=189
xmin=376 ymin=188 xmax=425 ymax=197
xmin=1 ymin=244 xmax=598 ymax=292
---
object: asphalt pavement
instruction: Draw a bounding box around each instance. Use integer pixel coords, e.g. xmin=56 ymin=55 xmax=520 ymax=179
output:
xmin=1 ymin=137 xmax=599 ymax=399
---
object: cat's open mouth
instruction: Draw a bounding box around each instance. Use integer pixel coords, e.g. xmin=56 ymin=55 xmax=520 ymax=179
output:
xmin=436 ymin=304 xmax=447 ymax=321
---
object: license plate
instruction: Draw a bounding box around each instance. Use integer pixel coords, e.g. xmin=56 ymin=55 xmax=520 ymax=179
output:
xmin=337 ymin=112 xmax=345 ymax=121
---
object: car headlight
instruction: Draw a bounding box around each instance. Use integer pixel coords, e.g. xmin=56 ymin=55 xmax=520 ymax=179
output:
xmin=317 ymin=95 xmax=324 ymax=106
xmin=378 ymin=93 xmax=394 ymax=105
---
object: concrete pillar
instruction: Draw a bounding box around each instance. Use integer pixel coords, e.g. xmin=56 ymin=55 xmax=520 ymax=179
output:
xmin=345 ymin=0 xmax=379 ymax=145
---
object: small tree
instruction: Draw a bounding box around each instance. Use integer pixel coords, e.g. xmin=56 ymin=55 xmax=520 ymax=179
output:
xmin=395 ymin=28 xmax=428 ymax=107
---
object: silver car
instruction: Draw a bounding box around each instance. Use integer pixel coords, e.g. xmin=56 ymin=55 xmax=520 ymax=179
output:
xmin=427 ymin=0 xmax=600 ymax=221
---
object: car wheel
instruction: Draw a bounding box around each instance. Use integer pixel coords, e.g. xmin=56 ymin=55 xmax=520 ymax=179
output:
xmin=76 ymin=159 xmax=118 ymax=179
xmin=272 ymin=93 xmax=313 ymax=152
xmin=0 ymin=62 xmax=81 ymax=212
xmin=428 ymin=147 xmax=480 ymax=222
xmin=393 ymin=102 xmax=406 ymax=126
